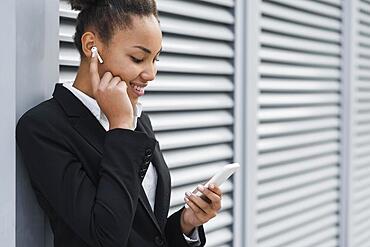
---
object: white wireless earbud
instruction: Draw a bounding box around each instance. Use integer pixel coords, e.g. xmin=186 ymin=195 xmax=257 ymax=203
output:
xmin=91 ymin=46 xmax=104 ymax=64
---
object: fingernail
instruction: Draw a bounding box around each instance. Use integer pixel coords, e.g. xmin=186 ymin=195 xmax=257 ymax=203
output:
xmin=185 ymin=197 xmax=189 ymax=202
xmin=185 ymin=192 xmax=192 ymax=197
xmin=197 ymin=184 xmax=205 ymax=192
xmin=210 ymin=184 xmax=215 ymax=189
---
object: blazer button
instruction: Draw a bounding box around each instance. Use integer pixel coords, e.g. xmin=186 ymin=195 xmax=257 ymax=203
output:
xmin=145 ymin=148 xmax=152 ymax=156
xmin=139 ymin=167 xmax=148 ymax=179
xmin=154 ymin=236 xmax=164 ymax=246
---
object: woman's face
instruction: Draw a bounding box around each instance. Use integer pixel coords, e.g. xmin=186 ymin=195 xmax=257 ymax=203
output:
xmin=95 ymin=15 xmax=162 ymax=105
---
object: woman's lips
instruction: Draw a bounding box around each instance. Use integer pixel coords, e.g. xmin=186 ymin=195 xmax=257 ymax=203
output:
xmin=129 ymin=82 xmax=145 ymax=96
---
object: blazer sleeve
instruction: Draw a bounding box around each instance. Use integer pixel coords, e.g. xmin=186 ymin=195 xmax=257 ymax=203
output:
xmin=165 ymin=207 xmax=206 ymax=247
xmin=16 ymin=113 xmax=157 ymax=247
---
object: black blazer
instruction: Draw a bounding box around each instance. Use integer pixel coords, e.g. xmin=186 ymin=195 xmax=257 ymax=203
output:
xmin=16 ymin=83 xmax=206 ymax=247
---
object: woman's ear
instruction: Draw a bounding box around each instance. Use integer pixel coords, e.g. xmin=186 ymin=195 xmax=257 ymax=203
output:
xmin=81 ymin=31 xmax=97 ymax=59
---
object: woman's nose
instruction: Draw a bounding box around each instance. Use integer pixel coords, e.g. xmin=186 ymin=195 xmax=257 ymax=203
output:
xmin=141 ymin=63 xmax=157 ymax=82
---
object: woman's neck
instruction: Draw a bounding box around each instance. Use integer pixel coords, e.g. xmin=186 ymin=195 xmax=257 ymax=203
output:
xmin=72 ymin=61 xmax=95 ymax=99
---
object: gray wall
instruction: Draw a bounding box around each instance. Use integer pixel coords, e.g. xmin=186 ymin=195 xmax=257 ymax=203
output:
xmin=15 ymin=0 xmax=59 ymax=246
xmin=0 ymin=0 xmax=16 ymax=247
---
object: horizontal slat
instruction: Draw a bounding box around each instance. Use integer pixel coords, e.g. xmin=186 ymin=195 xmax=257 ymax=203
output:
xmin=160 ymin=15 xmax=234 ymax=41
xmin=257 ymin=203 xmax=339 ymax=240
xmin=157 ymin=55 xmax=234 ymax=74
xmin=261 ymin=17 xmax=340 ymax=43
xmin=148 ymin=74 xmax=233 ymax=92
xmin=354 ymin=231 xmax=370 ymax=247
xmin=259 ymin=106 xmax=340 ymax=122
xmin=260 ymin=32 xmax=340 ymax=55
xmin=261 ymin=1 xmax=341 ymax=30
xmin=157 ymin=127 xmax=233 ymax=150
xmin=259 ymin=79 xmax=340 ymax=92
xmin=258 ymin=154 xmax=339 ymax=181
xmin=257 ymin=179 xmax=339 ymax=211
xmin=257 ymin=166 xmax=339 ymax=196
xmin=199 ymin=0 xmax=234 ymax=7
xmin=259 ymin=93 xmax=340 ymax=106
xmin=353 ymin=194 xmax=370 ymax=216
xmin=157 ymin=0 xmax=234 ymax=24
xmin=258 ymin=142 xmax=339 ymax=167
xmin=312 ymin=238 xmax=338 ymax=247
xmin=285 ymin=226 xmax=338 ymax=247
xmin=148 ymin=111 xmax=233 ymax=131
xmin=163 ymin=35 xmax=233 ymax=58
xmin=204 ymin=211 xmax=233 ymax=233
xmin=260 ymin=64 xmax=340 ymax=79
xmin=205 ymin=228 xmax=233 ymax=247
xmin=258 ymin=118 xmax=340 ymax=137
xmin=353 ymin=214 xmax=370 ymax=241
xmin=163 ymin=144 xmax=233 ymax=168
xmin=312 ymin=0 xmax=341 ymax=6
xmin=258 ymin=215 xmax=338 ymax=247
xmin=265 ymin=0 xmax=342 ymax=19
xmin=354 ymin=163 xmax=370 ymax=180
xmin=353 ymin=178 xmax=370 ymax=199
xmin=260 ymin=47 xmax=340 ymax=67
xmin=257 ymin=190 xmax=339 ymax=225
xmin=258 ymin=130 xmax=339 ymax=153
xmin=141 ymin=94 xmax=233 ymax=111
xmin=59 ymin=22 xmax=74 ymax=42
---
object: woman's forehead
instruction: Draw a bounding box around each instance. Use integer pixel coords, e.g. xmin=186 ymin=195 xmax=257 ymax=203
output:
xmin=112 ymin=15 xmax=162 ymax=49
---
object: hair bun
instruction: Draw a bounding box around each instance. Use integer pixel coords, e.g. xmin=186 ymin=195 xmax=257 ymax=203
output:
xmin=68 ymin=0 xmax=98 ymax=11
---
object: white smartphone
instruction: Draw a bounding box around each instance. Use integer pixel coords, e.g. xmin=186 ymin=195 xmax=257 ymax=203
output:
xmin=185 ymin=163 xmax=240 ymax=207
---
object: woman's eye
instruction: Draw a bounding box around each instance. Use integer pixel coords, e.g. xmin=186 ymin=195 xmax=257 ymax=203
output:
xmin=131 ymin=56 xmax=143 ymax=63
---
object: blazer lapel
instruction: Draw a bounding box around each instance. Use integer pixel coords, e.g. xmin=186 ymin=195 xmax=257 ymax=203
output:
xmin=136 ymin=118 xmax=171 ymax=232
xmin=53 ymin=83 xmax=106 ymax=155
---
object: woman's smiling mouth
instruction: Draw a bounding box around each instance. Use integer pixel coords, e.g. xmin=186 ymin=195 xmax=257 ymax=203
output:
xmin=129 ymin=82 xmax=146 ymax=96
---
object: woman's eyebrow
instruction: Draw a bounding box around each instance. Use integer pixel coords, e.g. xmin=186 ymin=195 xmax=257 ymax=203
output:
xmin=133 ymin=46 xmax=162 ymax=55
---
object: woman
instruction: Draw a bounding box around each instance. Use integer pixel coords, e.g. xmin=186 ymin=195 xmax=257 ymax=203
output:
xmin=15 ymin=0 xmax=223 ymax=246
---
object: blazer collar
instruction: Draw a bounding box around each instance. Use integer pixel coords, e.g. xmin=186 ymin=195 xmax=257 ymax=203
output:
xmin=53 ymin=83 xmax=106 ymax=154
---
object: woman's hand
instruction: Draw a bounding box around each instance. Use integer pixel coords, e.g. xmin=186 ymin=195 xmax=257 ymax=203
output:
xmin=180 ymin=184 xmax=222 ymax=235
xmin=90 ymin=49 xmax=134 ymax=130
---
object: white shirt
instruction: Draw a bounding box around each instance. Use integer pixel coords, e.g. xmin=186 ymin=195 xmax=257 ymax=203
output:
xmin=62 ymin=82 xmax=200 ymax=245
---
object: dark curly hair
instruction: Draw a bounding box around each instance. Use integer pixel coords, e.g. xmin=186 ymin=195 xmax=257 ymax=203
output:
xmin=68 ymin=0 xmax=159 ymax=57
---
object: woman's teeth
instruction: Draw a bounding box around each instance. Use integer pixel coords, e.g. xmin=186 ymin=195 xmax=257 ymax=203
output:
xmin=130 ymin=83 xmax=145 ymax=94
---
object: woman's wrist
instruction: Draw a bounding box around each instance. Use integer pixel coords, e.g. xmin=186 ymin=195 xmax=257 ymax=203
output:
xmin=108 ymin=119 xmax=134 ymax=130
xmin=180 ymin=209 xmax=195 ymax=236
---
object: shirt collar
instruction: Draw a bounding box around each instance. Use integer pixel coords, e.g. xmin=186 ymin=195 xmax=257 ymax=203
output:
xmin=62 ymin=81 xmax=142 ymax=121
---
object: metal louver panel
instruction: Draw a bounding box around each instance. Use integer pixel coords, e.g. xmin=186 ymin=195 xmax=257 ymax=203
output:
xmin=350 ymin=0 xmax=370 ymax=246
xmin=256 ymin=1 xmax=342 ymax=246
xmin=59 ymin=0 xmax=236 ymax=246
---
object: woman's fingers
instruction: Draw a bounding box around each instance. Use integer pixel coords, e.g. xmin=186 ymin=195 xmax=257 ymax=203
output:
xmin=184 ymin=197 xmax=208 ymax=223
xmin=108 ymin=76 xmax=122 ymax=88
xmin=89 ymin=49 xmax=100 ymax=96
xmin=99 ymin=72 xmax=113 ymax=90
xmin=186 ymin=192 xmax=217 ymax=216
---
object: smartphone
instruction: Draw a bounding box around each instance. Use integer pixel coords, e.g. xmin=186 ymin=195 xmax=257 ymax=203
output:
xmin=185 ymin=163 xmax=240 ymax=207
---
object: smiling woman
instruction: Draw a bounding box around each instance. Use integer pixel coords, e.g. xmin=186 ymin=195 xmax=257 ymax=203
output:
xmin=15 ymin=0 xmax=224 ymax=247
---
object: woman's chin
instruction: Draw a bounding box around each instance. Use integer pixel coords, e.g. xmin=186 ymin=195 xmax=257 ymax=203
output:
xmin=127 ymin=91 xmax=139 ymax=106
